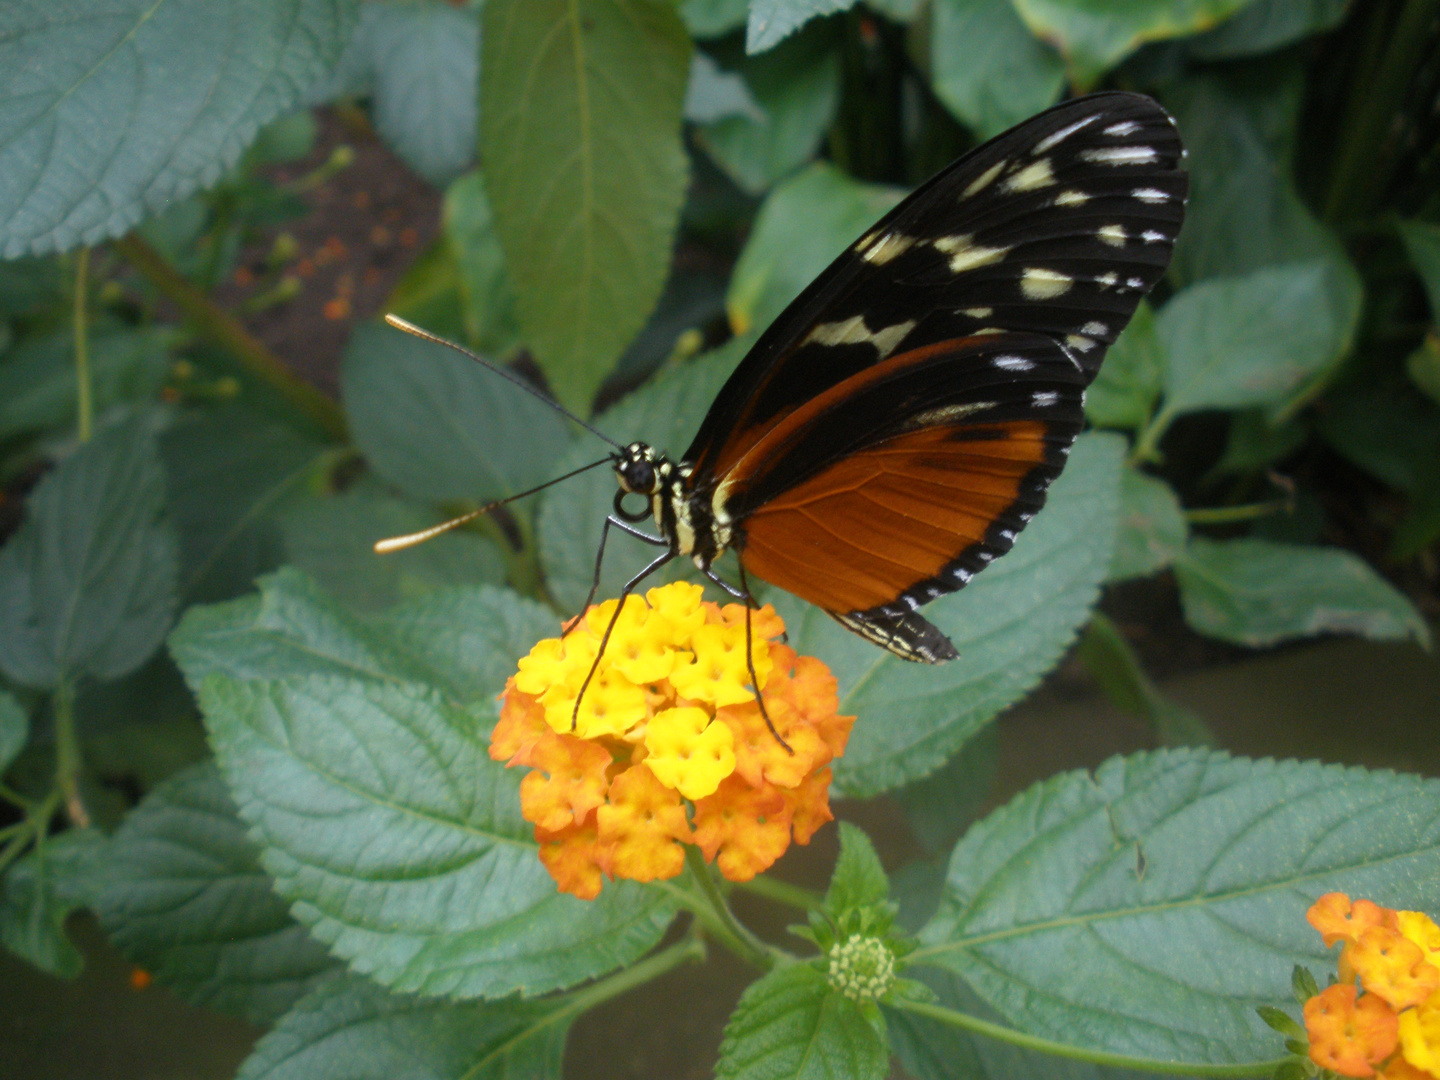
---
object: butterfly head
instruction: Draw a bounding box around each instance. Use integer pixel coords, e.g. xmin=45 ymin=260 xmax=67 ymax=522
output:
xmin=613 ymin=442 xmax=665 ymax=497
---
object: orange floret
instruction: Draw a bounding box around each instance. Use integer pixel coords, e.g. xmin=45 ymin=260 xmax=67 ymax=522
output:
xmin=692 ymin=776 xmax=792 ymax=882
xmin=597 ymin=765 xmax=692 ymax=883
xmin=536 ymin=811 xmax=608 ymax=901
xmin=1305 ymin=983 xmax=1400 ymax=1077
xmin=1343 ymin=927 xmax=1440 ymax=1011
xmin=1311 ymin=893 xmax=1400 ymax=948
xmin=518 ymin=734 xmax=614 ymax=832
xmin=489 ymin=678 xmax=551 ymax=765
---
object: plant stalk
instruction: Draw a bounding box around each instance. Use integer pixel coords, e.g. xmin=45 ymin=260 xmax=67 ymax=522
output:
xmin=682 ymin=846 xmax=785 ymax=970
xmin=52 ymin=678 xmax=89 ymax=828
xmin=73 ymin=248 xmax=93 ymax=442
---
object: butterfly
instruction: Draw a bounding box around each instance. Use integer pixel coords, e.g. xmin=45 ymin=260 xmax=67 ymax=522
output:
xmin=380 ymin=91 xmax=1186 ymax=727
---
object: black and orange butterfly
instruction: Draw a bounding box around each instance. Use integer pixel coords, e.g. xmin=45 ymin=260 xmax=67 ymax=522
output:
xmin=382 ymin=91 xmax=1185 ymax=718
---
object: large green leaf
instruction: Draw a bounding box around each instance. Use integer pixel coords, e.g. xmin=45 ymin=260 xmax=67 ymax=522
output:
xmin=1156 ymin=261 xmax=1359 ymax=420
xmin=443 ymin=172 xmax=520 ymax=358
xmin=726 ymin=163 xmax=902 ymax=337
xmin=919 ymin=751 xmax=1440 ymax=1064
xmin=782 ymin=433 xmax=1124 ymax=797
xmin=94 ymin=762 xmax=338 ymax=1024
xmin=237 ymin=973 xmax=572 ymax=1080
xmin=169 ymin=570 xmax=676 ymax=999
xmin=1084 ymin=300 xmax=1162 ymax=431
xmin=341 ymin=321 xmax=572 ymax=506
xmin=929 ymin=0 xmax=1066 ymax=141
xmin=746 ymin=0 xmax=859 ymax=53
xmin=1399 ymin=220 xmax=1440 ymax=321
xmin=0 ymin=690 xmax=26 ymax=772
xmin=716 ymin=963 xmax=888 ymax=1080
xmin=481 ymin=0 xmax=691 ymax=414
xmin=1009 ymin=0 xmax=1257 ymax=86
xmin=0 ymin=413 xmax=178 ymax=688
xmin=1109 ymin=465 xmax=1186 ymax=581
xmin=0 ymin=0 xmax=359 ymax=257
xmin=1185 ymin=0 xmax=1348 ymax=60
xmin=1173 ymin=537 xmax=1430 ymax=648
xmin=0 ymin=828 xmax=106 ymax=978
xmin=695 ymin=27 xmax=841 ymax=195
xmin=682 ymin=0 xmax=750 ymax=38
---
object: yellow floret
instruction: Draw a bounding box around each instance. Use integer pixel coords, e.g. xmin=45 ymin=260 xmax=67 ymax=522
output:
xmin=644 ymin=706 xmax=737 ymax=800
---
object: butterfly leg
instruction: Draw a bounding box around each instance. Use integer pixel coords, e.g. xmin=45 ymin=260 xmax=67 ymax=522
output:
xmin=701 ymin=567 xmax=746 ymax=600
xmin=570 ymin=549 xmax=675 ymax=730
xmin=569 ymin=513 xmax=671 ymax=631
xmin=736 ymin=562 xmax=793 ymax=755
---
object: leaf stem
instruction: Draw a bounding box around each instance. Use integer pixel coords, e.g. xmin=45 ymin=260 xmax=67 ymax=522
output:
xmin=73 ymin=247 xmax=93 ymax=442
xmin=1130 ymin=402 xmax=1176 ymax=466
xmin=52 ymin=678 xmax=89 ymax=828
xmin=112 ymin=233 xmax=347 ymax=441
xmin=565 ymin=936 xmax=708 ymax=1016
xmin=735 ymin=873 xmax=822 ymax=912
xmin=889 ymin=998 xmax=1288 ymax=1077
xmin=1185 ymin=502 xmax=1287 ymax=525
xmin=681 ymin=845 xmax=785 ymax=970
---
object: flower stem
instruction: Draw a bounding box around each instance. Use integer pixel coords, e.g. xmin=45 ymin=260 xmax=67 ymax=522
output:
xmin=1129 ymin=402 xmax=1175 ymax=466
xmin=890 ymin=998 xmax=1288 ymax=1077
xmin=564 ymin=937 xmax=708 ymax=1016
xmin=736 ymin=874 xmax=822 ymax=912
xmin=73 ymin=248 xmax=93 ymax=442
xmin=1184 ymin=501 xmax=1287 ymax=525
xmin=682 ymin=846 xmax=785 ymax=971
xmin=113 ymin=232 xmax=347 ymax=441
xmin=52 ymin=678 xmax=89 ymax=828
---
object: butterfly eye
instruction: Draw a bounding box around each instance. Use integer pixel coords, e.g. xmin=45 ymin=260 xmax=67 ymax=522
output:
xmin=621 ymin=459 xmax=656 ymax=494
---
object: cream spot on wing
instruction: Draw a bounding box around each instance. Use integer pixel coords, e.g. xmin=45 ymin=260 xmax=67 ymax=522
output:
xmin=1096 ymin=271 xmax=1118 ymax=289
xmin=961 ymin=160 xmax=1006 ymax=198
xmin=1034 ymin=114 xmax=1100 ymax=154
xmin=905 ymin=401 xmax=997 ymax=427
xmin=1066 ymin=334 xmax=1097 ymax=352
xmin=1080 ymin=320 xmax=1107 ymax=336
xmin=1021 ymin=267 xmax=1073 ymax=299
xmin=1002 ymin=158 xmax=1055 ymax=193
xmin=1054 ymin=189 xmax=1089 ymax=207
xmin=1097 ymin=224 xmax=1127 ymax=247
xmin=1081 ymin=145 xmax=1159 ymax=166
xmin=1103 ymin=120 xmax=1140 ymax=136
xmin=803 ymin=314 xmax=916 ymax=358
xmin=1132 ymin=187 xmax=1168 ymax=203
xmin=862 ymin=232 xmax=917 ymax=265
xmin=932 ymin=234 xmax=1010 ymax=273
xmin=973 ymin=327 xmax=1004 ymax=335
xmin=960 ymin=307 xmax=992 ymax=318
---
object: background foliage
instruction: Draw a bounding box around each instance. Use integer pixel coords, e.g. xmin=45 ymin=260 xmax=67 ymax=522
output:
xmin=1 ymin=0 xmax=1438 ymax=1078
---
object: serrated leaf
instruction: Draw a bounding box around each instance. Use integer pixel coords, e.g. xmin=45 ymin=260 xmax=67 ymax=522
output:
xmin=683 ymin=0 xmax=751 ymax=37
xmin=279 ymin=477 xmax=507 ymax=614
xmin=0 ymin=690 xmax=27 ymax=772
xmin=1173 ymin=537 xmax=1430 ymax=648
xmin=0 ymin=828 xmax=106 ymax=978
xmin=482 ymin=0 xmax=691 ymax=414
xmin=918 ymin=750 xmax=1440 ymax=1064
xmin=929 ymin=0 xmax=1065 ymax=141
xmin=536 ymin=336 xmax=753 ymax=613
xmin=726 ymin=163 xmax=902 ymax=337
xmin=894 ymin=723 xmax=999 ymax=858
xmin=0 ymin=413 xmax=178 ymax=688
xmin=1186 ymin=0 xmax=1349 ymax=60
xmin=1399 ymin=220 xmax=1440 ymax=321
xmin=747 ymin=0 xmax=859 ymax=53
xmin=1109 ymin=465 xmax=1187 ymax=581
xmin=826 ymin=823 xmax=889 ymax=914
xmin=444 ymin=171 xmax=520 ymax=357
xmin=238 ymin=973 xmax=571 ymax=1080
xmin=94 ymin=762 xmax=338 ymax=1024
xmin=1085 ymin=300 xmax=1162 ymax=431
xmin=717 ymin=963 xmax=888 ymax=1080
xmin=782 ymin=432 xmax=1124 ymax=797
xmin=695 ymin=26 xmax=841 ymax=195
xmin=686 ymin=51 xmax=764 ymax=124
xmin=342 ymin=321 xmax=571 ymax=505
xmin=0 ymin=0 xmax=359 ymax=256
xmin=1009 ymin=0 xmax=1255 ymax=86
xmin=1157 ymin=261 xmax=1359 ymax=419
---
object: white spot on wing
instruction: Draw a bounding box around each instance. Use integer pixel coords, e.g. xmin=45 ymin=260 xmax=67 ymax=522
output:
xmin=1066 ymin=334 xmax=1096 ymax=352
xmin=961 ymin=306 xmax=993 ymax=318
xmin=961 ymin=160 xmax=1006 ymax=198
xmin=1141 ymin=230 xmax=1167 ymax=244
xmin=1081 ymin=145 xmax=1159 ymax=166
xmin=1002 ymin=157 xmax=1055 ymax=193
xmin=1021 ymin=267 xmax=1073 ymax=299
xmin=1104 ymin=120 xmax=1140 ymax=136
xmin=1032 ymin=391 xmax=1059 ymax=407
xmin=994 ymin=355 xmax=1034 ymax=371
xmin=1096 ymin=271 xmax=1118 ymax=289
xmin=1080 ymin=320 xmax=1107 ymax=336
xmin=1132 ymin=187 xmax=1168 ymax=203
xmin=1054 ymin=189 xmax=1089 ymax=207
xmin=1034 ymin=114 xmax=1101 ymax=154
xmin=1127 ymin=276 xmax=1145 ymax=289
xmin=1097 ymin=224 xmax=1127 ymax=247
xmin=932 ymin=234 xmax=1010 ymax=273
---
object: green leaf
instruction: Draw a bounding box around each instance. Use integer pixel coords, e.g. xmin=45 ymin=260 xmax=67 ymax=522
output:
xmin=443 ymin=172 xmax=520 ymax=357
xmin=0 ymin=413 xmax=178 ymax=688
xmin=1407 ymin=335 xmax=1440 ymax=408
xmin=341 ymin=321 xmax=572 ymax=505
xmin=481 ymin=0 xmax=691 ymax=414
xmin=894 ymin=723 xmax=999 ymax=858
xmin=0 ymin=0 xmax=359 ymax=257
xmin=827 ymin=823 xmax=890 ymax=914
xmin=782 ymin=432 xmax=1124 ymax=797
xmin=1085 ymin=300 xmax=1162 ymax=431
xmin=1399 ymin=220 xmax=1440 ymax=321
xmin=726 ymin=163 xmax=902 ymax=337
xmin=1157 ymin=261 xmax=1359 ymax=420
xmin=717 ymin=963 xmax=888 ymax=1080
xmin=682 ymin=0 xmax=751 ymax=38
xmin=929 ymin=0 xmax=1066 ymax=141
xmin=237 ymin=973 xmax=572 ymax=1080
xmin=919 ymin=750 xmax=1440 ymax=1064
xmin=695 ymin=27 xmax=841 ymax=195
xmin=0 ymin=690 xmax=29 ymax=772
xmin=0 ymin=828 xmax=106 ymax=978
xmin=1109 ymin=465 xmax=1187 ymax=581
xmin=1213 ymin=409 xmax=1308 ymax=477
xmin=1076 ymin=613 xmax=1214 ymax=748
xmin=161 ymin=404 xmax=331 ymax=604
xmin=1009 ymin=0 xmax=1255 ymax=86
xmin=747 ymin=0 xmax=858 ymax=53
xmin=169 ymin=570 xmax=674 ymax=999
xmin=0 ymin=325 xmax=175 ymax=442
xmin=1173 ymin=537 xmax=1431 ymax=648
xmin=278 ymin=477 xmax=507 ymax=614
xmin=536 ymin=336 xmax=752 ymax=613
xmin=94 ymin=762 xmax=338 ymax=1024
xmin=687 ymin=52 xmax=765 ymax=124
xmin=1186 ymin=0 xmax=1349 ymax=60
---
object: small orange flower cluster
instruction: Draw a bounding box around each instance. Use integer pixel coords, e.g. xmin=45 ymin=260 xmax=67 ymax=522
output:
xmin=490 ymin=582 xmax=854 ymax=899
xmin=1303 ymin=893 xmax=1440 ymax=1079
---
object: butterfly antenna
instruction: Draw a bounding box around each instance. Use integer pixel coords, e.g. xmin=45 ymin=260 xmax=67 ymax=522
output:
xmin=374 ymin=457 xmax=614 ymax=553
xmin=384 ymin=314 xmax=624 ymax=451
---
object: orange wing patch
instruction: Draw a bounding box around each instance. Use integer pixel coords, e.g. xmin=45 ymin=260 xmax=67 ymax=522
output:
xmin=736 ymin=420 xmax=1051 ymax=614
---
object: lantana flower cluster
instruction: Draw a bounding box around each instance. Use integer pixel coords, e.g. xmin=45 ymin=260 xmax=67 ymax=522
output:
xmin=1303 ymin=893 xmax=1440 ymax=1078
xmin=490 ymin=581 xmax=855 ymax=899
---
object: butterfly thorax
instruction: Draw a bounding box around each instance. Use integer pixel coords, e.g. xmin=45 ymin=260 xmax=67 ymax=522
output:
xmin=613 ymin=442 xmax=729 ymax=570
